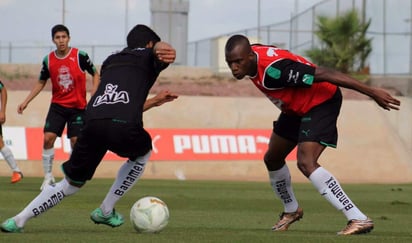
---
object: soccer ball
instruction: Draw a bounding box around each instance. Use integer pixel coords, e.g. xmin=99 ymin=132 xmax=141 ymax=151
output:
xmin=130 ymin=196 xmax=169 ymax=233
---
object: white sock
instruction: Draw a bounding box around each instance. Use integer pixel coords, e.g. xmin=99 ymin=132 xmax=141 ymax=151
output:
xmin=13 ymin=178 xmax=79 ymax=227
xmin=309 ymin=167 xmax=367 ymax=220
xmin=268 ymin=164 xmax=299 ymax=213
xmin=1 ymin=146 xmax=21 ymax=172
xmin=42 ymin=148 xmax=54 ymax=177
xmin=100 ymin=151 xmax=151 ymax=215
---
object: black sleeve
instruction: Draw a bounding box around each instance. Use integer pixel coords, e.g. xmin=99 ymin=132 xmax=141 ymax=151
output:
xmin=153 ymin=59 xmax=169 ymax=75
xmin=79 ymin=50 xmax=97 ymax=75
xmin=262 ymin=59 xmax=315 ymax=89
xmin=38 ymin=56 xmax=50 ymax=81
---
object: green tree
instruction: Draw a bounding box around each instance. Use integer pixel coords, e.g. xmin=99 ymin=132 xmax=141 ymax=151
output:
xmin=305 ymin=9 xmax=372 ymax=73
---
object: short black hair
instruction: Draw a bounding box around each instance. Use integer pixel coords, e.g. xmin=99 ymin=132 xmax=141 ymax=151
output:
xmin=51 ymin=24 xmax=70 ymax=39
xmin=127 ymin=24 xmax=161 ymax=48
xmin=225 ymin=34 xmax=251 ymax=52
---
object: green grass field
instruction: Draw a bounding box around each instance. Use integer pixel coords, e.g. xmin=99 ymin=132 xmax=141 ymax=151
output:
xmin=0 ymin=177 xmax=411 ymax=243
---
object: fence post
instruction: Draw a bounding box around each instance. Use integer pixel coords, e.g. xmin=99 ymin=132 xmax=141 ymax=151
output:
xmin=8 ymin=42 xmax=12 ymax=63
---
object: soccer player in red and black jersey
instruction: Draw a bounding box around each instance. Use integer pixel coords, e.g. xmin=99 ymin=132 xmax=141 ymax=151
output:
xmin=225 ymin=35 xmax=400 ymax=235
xmin=1 ymin=24 xmax=177 ymax=233
xmin=17 ymin=25 xmax=100 ymax=190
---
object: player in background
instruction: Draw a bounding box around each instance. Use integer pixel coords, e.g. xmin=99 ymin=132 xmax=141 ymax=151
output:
xmin=224 ymin=35 xmax=400 ymax=235
xmin=0 ymin=80 xmax=23 ymax=183
xmin=17 ymin=24 xmax=100 ymax=190
xmin=1 ymin=24 xmax=177 ymax=233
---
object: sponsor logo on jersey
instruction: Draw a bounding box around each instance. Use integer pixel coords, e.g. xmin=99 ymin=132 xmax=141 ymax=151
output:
xmin=302 ymin=74 xmax=314 ymax=85
xmin=266 ymin=47 xmax=279 ymax=57
xmin=92 ymin=83 xmax=129 ymax=107
xmin=266 ymin=66 xmax=281 ymax=79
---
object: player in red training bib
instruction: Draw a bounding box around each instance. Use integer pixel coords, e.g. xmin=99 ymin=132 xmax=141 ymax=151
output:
xmin=17 ymin=25 xmax=100 ymax=190
xmin=225 ymin=35 xmax=400 ymax=235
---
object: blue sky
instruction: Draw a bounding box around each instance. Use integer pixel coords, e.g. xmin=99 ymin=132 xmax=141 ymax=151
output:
xmin=0 ymin=0 xmax=322 ymax=45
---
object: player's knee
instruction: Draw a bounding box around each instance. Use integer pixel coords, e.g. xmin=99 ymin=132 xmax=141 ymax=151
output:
xmin=263 ymin=152 xmax=284 ymax=171
xmin=43 ymin=137 xmax=57 ymax=148
xmin=296 ymin=160 xmax=318 ymax=177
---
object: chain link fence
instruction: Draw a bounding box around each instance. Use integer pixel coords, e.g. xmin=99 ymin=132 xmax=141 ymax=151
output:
xmin=0 ymin=0 xmax=411 ymax=77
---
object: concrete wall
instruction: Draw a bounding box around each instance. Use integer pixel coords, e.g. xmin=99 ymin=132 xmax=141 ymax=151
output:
xmin=1 ymin=91 xmax=411 ymax=183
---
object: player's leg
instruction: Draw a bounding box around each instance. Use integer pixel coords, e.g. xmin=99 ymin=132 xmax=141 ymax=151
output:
xmin=0 ymin=177 xmax=81 ymax=233
xmin=298 ymin=89 xmax=373 ymax=235
xmin=67 ymin=108 xmax=85 ymax=150
xmin=41 ymin=132 xmax=58 ymax=190
xmin=91 ymin=123 xmax=152 ymax=227
xmin=91 ymin=151 xmax=152 ymax=227
xmin=0 ymin=128 xmax=23 ymax=183
xmin=265 ymin=117 xmax=303 ymax=231
xmin=0 ymin=116 xmax=103 ymax=233
xmin=299 ymin=143 xmax=373 ymax=235
xmin=41 ymin=104 xmax=68 ymax=190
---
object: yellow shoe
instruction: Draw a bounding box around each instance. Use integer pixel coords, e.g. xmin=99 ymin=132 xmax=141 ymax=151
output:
xmin=271 ymin=208 xmax=303 ymax=231
xmin=337 ymin=217 xmax=374 ymax=235
xmin=11 ymin=171 xmax=23 ymax=184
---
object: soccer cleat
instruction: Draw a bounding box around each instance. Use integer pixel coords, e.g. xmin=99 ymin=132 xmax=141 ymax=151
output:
xmin=40 ymin=175 xmax=56 ymax=190
xmin=271 ymin=208 xmax=303 ymax=231
xmin=337 ymin=217 xmax=374 ymax=235
xmin=1 ymin=218 xmax=23 ymax=233
xmin=11 ymin=171 xmax=23 ymax=184
xmin=90 ymin=208 xmax=124 ymax=227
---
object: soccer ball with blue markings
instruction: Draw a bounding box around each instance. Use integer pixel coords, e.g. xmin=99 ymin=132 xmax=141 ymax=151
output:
xmin=130 ymin=196 xmax=169 ymax=233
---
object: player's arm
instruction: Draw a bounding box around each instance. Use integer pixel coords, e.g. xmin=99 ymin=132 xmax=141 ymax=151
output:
xmin=79 ymin=50 xmax=100 ymax=97
xmin=143 ymin=90 xmax=178 ymax=112
xmin=0 ymin=81 xmax=7 ymax=124
xmin=262 ymin=59 xmax=315 ymax=90
xmin=17 ymin=59 xmax=48 ymax=114
xmin=152 ymin=41 xmax=176 ymax=73
xmin=90 ymin=71 xmax=100 ymax=97
xmin=17 ymin=80 xmax=47 ymax=114
xmin=314 ymin=66 xmax=400 ymax=110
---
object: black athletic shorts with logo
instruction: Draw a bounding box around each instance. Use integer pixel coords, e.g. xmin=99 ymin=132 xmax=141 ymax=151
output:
xmin=62 ymin=119 xmax=152 ymax=184
xmin=273 ymin=88 xmax=342 ymax=148
xmin=44 ymin=103 xmax=85 ymax=138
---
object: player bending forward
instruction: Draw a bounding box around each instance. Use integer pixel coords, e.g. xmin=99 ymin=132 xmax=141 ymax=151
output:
xmin=224 ymin=35 xmax=400 ymax=235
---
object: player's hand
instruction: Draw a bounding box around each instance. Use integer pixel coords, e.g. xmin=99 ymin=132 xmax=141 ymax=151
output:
xmin=371 ymin=88 xmax=401 ymax=111
xmin=151 ymin=90 xmax=178 ymax=107
xmin=0 ymin=111 xmax=5 ymax=124
xmin=154 ymin=42 xmax=176 ymax=63
xmin=17 ymin=103 xmax=27 ymax=114
xmin=143 ymin=90 xmax=178 ymax=112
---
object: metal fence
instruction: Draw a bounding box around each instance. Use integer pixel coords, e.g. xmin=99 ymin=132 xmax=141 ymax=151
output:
xmin=188 ymin=0 xmax=412 ymax=76
xmin=1 ymin=0 xmax=411 ymax=76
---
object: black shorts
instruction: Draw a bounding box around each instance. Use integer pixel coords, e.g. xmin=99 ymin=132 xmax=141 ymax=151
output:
xmin=274 ymin=88 xmax=342 ymax=147
xmin=61 ymin=119 xmax=152 ymax=183
xmin=44 ymin=103 xmax=85 ymax=138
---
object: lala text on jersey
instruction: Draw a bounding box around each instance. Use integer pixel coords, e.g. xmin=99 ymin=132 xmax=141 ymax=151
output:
xmin=92 ymin=83 xmax=130 ymax=107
